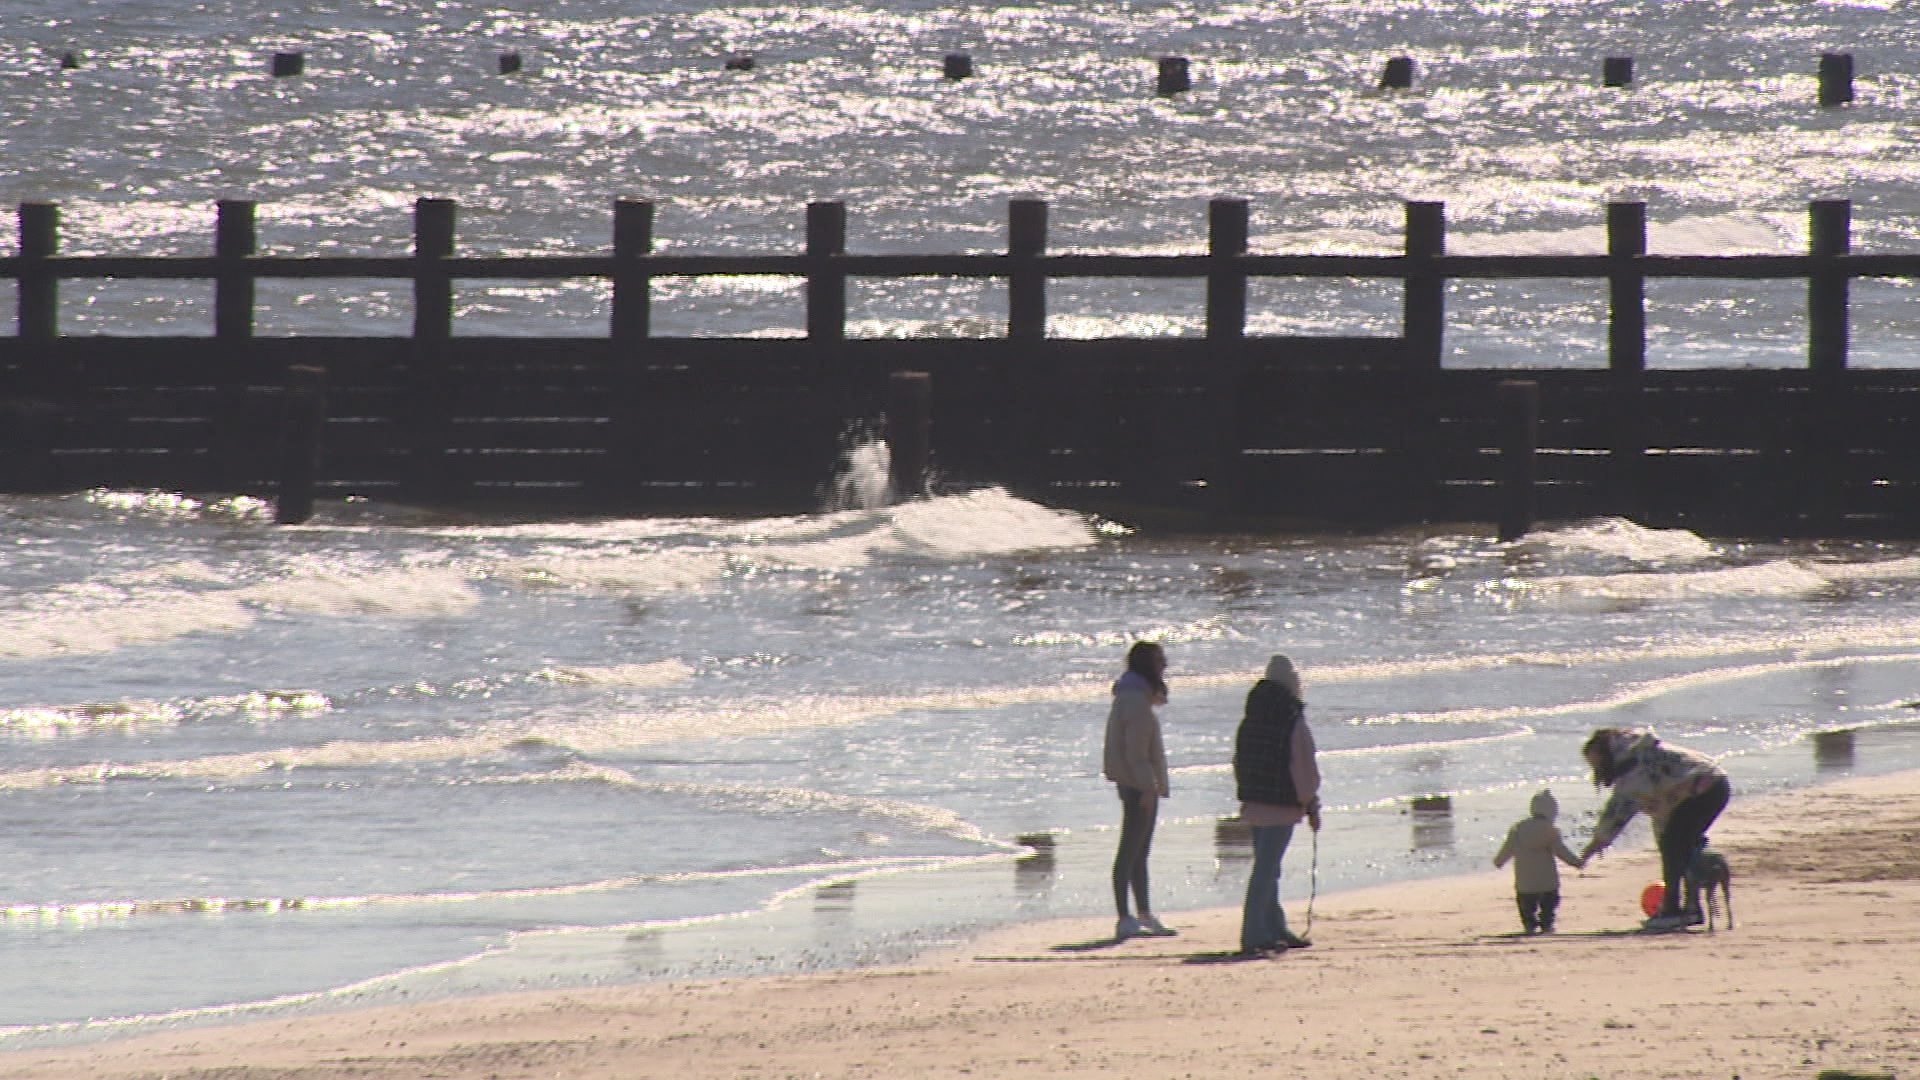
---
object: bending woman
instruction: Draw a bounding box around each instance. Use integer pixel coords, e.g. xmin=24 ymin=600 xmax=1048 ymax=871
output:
xmin=1233 ymin=654 xmax=1321 ymax=954
xmin=1575 ymin=727 xmax=1730 ymax=930
xmin=1103 ymin=640 xmax=1174 ymax=940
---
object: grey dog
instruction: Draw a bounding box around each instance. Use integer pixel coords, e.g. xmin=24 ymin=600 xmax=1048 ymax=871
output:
xmin=1685 ymin=845 xmax=1733 ymax=931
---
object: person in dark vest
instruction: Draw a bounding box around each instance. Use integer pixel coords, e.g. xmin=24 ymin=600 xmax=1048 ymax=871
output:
xmin=1233 ymin=654 xmax=1322 ymax=955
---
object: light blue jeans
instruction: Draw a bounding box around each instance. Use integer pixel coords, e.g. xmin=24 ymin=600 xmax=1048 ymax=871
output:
xmin=1240 ymin=823 xmax=1296 ymax=951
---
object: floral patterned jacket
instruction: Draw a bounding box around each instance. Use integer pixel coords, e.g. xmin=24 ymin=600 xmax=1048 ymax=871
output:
xmin=1586 ymin=729 xmax=1726 ymax=854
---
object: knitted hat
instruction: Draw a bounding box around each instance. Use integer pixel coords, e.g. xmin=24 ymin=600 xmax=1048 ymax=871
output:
xmin=1264 ymin=654 xmax=1301 ymax=699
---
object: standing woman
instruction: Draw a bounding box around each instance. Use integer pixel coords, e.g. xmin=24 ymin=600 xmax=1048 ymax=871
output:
xmin=1233 ymin=654 xmax=1322 ymax=955
xmin=1575 ymin=727 xmax=1730 ymax=930
xmin=1104 ymin=640 xmax=1175 ymax=939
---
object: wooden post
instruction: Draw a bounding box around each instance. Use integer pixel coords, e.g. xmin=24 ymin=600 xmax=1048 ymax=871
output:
xmin=1818 ymin=52 xmax=1854 ymax=107
xmin=1603 ymin=56 xmax=1633 ymax=87
xmin=1403 ymin=201 xmax=1446 ymax=369
xmin=214 ymin=199 xmax=259 ymax=492
xmin=498 ymin=51 xmax=522 ymax=75
xmin=1607 ymin=201 xmax=1648 ymax=519
xmin=1398 ymin=201 xmax=1447 ymax=522
xmin=413 ymin=198 xmax=456 ymax=341
xmin=1809 ymin=199 xmax=1850 ymax=377
xmin=1206 ymin=199 xmax=1248 ymax=341
xmin=806 ymin=201 xmax=846 ymax=342
xmin=17 ymin=202 xmax=58 ymax=345
xmin=886 ymin=370 xmax=932 ymax=499
xmin=271 ymin=51 xmax=304 ymax=77
xmin=275 ymin=365 xmax=327 ymax=524
xmin=608 ymin=199 xmax=654 ymax=500
xmin=1157 ymin=56 xmax=1190 ymax=95
xmin=1380 ymin=56 xmax=1415 ymax=89
xmin=1006 ymin=198 xmax=1049 ymax=499
xmin=215 ymin=199 xmax=256 ymax=341
xmin=611 ymin=199 xmax=653 ymax=342
xmin=1807 ymin=199 xmax=1852 ymax=531
xmin=1007 ymin=199 xmax=1047 ymax=341
xmin=408 ymin=198 xmax=456 ymax=498
xmin=943 ymin=52 xmax=973 ymax=80
xmin=1206 ymin=198 xmax=1251 ymax=516
xmin=1498 ymin=379 xmax=1539 ymax=542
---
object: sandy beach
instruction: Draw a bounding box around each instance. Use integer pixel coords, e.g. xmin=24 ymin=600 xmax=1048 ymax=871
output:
xmin=9 ymin=768 xmax=1919 ymax=1080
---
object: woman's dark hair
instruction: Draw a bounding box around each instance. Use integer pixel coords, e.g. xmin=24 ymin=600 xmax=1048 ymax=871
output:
xmin=1582 ymin=728 xmax=1629 ymax=788
xmin=1125 ymin=640 xmax=1168 ymax=700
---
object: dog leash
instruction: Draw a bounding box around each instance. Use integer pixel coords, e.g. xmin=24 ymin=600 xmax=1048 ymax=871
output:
xmin=1302 ymin=825 xmax=1319 ymax=940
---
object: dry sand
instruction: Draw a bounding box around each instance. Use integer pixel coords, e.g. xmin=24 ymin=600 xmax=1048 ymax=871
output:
xmin=9 ymin=769 xmax=1920 ymax=1080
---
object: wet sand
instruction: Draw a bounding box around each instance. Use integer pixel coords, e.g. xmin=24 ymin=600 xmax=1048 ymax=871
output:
xmin=9 ymin=768 xmax=1920 ymax=1079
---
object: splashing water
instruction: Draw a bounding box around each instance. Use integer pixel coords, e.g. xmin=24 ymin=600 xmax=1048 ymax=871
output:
xmin=825 ymin=437 xmax=892 ymax=512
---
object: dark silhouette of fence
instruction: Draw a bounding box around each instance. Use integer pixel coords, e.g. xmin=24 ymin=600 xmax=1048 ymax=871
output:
xmin=2 ymin=196 xmax=1917 ymax=533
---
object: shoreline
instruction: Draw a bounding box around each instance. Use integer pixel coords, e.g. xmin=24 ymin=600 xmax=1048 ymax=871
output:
xmin=9 ymin=766 xmax=1920 ymax=1078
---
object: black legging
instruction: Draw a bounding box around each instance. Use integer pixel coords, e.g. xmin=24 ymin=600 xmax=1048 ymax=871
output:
xmin=1112 ymin=785 xmax=1158 ymax=918
xmin=1656 ymin=775 xmax=1730 ymax=916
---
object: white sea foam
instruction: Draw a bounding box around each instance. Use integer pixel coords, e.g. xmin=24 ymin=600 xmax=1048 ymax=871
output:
xmin=1488 ymin=559 xmax=1831 ymax=605
xmin=0 ymin=591 xmax=256 ymax=660
xmin=494 ymin=487 xmax=1093 ymax=591
xmin=242 ymin=565 xmax=480 ymax=618
xmin=1512 ymin=517 xmax=1719 ymax=564
xmin=531 ymin=660 xmax=696 ymax=688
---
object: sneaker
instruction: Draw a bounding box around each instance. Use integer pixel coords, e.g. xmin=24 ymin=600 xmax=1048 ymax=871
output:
xmin=1239 ymin=942 xmax=1285 ymax=957
xmin=1280 ymin=930 xmax=1312 ymax=949
xmin=1115 ymin=915 xmax=1143 ymax=940
xmin=1137 ymin=915 xmax=1179 ymax=937
xmin=1683 ymin=908 xmax=1705 ymax=927
xmin=1642 ymin=912 xmax=1690 ymax=931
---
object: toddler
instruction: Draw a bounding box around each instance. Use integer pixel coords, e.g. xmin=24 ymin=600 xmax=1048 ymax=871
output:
xmin=1492 ymin=789 xmax=1582 ymax=933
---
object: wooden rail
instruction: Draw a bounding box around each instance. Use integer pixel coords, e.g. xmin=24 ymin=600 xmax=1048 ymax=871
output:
xmin=2 ymin=196 xmax=1918 ymax=534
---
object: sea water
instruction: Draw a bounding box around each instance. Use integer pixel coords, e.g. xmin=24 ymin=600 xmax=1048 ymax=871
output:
xmin=6 ymin=0 xmax=1920 ymax=1049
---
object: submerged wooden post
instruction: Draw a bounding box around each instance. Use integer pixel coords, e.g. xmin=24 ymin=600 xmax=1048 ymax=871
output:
xmin=806 ymin=201 xmax=846 ymax=342
xmin=1380 ymin=56 xmax=1415 ymax=89
xmin=271 ymin=51 xmax=304 ymax=77
xmin=1498 ymin=379 xmax=1539 ymax=542
xmin=943 ymin=52 xmax=973 ymax=80
xmin=1007 ymin=199 xmax=1047 ymax=341
xmin=1607 ymin=201 xmax=1649 ymax=519
xmin=276 ymin=365 xmax=327 ymax=524
xmin=497 ymin=51 xmax=522 ymax=75
xmin=1410 ymin=795 xmax=1454 ymax=850
xmin=886 ymin=370 xmax=932 ymax=499
xmin=1818 ymin=52 xmax=1854 ymax=107
xmin=1603 ymin=56 xmax=1634 ymax=87
xmin=1157 ymin=56 xmax=1190 ymax=95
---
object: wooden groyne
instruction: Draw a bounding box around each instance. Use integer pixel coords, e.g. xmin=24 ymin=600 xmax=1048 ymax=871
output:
xmin=3 ymin=196 xmax=1919 ymax=534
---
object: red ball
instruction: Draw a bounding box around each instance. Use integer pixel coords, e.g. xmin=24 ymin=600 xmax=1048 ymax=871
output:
xmin=1639 ymin=882 xmax=1666 ymax=918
